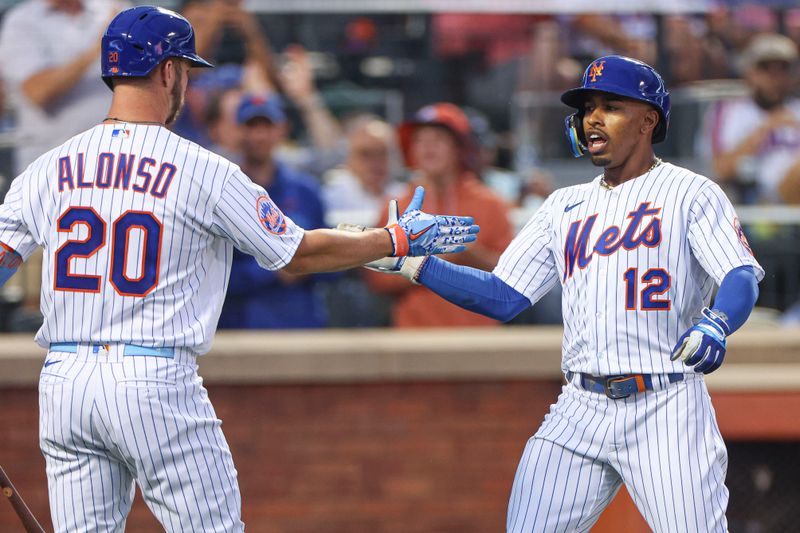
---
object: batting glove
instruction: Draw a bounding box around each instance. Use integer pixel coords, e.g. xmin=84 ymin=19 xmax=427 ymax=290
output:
xmin=384 ymin=186 xmax=479 ymax=257
xmin=670 ymin=307 xmax=731 ymax=374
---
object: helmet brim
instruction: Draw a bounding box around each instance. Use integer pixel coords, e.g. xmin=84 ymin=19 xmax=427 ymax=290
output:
xmin=180 ymin=53 xmax=214 ymax=69
xmin=560 ymin=86 xmax=646 ymax=109
xmin=560 ymin=87 xmax=595 ymax=109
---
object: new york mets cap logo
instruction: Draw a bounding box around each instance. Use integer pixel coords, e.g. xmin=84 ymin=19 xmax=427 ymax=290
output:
xmin=588 ymin=60 xmax=606 ymax=82
xmin=256 ymin=195 xmax=287 ymax=235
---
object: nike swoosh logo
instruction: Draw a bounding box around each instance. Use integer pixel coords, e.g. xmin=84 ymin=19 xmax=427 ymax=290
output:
xmin=409 ymin=224 xmax=435 ymax=241
xmin=564 ymin=201 xmax=585 ymax=213
xmin=44 ymin=360 xmax=63 ymax=368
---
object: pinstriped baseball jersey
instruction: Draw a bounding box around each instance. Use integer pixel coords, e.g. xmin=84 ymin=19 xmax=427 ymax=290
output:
xmin=494 ymin=162 xmax=764 ymax=375
xmin=0 ymin=122 xmax=303 ymax=354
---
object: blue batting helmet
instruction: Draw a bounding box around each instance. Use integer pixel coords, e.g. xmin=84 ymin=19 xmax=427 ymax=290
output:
xmin=560 ymin=55 xmax=670 ymax=157
xmin=101 ymin=6 xmax=213 ymax=89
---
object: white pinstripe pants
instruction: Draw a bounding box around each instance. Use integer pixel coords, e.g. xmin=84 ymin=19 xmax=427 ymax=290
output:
xmin=38 ymin=348 xmax=244 ymax=532
xmin=507 ymin=374 xmax=728 ymax=532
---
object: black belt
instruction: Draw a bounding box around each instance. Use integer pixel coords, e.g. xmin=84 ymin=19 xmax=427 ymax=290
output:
xmin=567 ymin=372 xmax=684 ymax=399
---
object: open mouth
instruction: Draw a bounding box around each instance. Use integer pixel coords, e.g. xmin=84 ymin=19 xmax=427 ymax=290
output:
xmin=587 ymin=132 xmax=608 ymax=155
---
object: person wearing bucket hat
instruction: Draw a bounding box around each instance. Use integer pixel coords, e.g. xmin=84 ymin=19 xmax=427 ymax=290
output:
xmin=701 ymin=32 xmax=800 ymax=204
xmin=365 ymin=103 xmax=513 ymax=328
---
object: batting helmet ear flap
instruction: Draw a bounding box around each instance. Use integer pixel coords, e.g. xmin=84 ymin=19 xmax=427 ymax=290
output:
xmin=565 ymin=112 xmax=587 ymax=158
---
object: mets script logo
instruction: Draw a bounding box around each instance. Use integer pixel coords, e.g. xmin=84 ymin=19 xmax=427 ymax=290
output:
xmin=256 ymin=195 xmax=287 ymax=235
xmin=733 ymin=217 xmax=753 ymax=256
xmin=563 ymin=201 xmax=661 ymax=280
xmin=588 ymin=60 xmax=606 ymax=82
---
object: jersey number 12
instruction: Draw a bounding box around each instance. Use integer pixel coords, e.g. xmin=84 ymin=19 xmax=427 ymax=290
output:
xmin=623 ymin=267 xmax=671 ymax=310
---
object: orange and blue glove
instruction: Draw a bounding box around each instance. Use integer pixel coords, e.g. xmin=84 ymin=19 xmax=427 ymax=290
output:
xmin=384 ymin=186 xmax=479 ymax=257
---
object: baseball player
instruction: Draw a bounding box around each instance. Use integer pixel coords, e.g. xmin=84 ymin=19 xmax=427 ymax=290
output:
xmin=369 ymin=56 xmax=764 ymax=531
xmin=0 ymin=6 xmax=478 ymax=532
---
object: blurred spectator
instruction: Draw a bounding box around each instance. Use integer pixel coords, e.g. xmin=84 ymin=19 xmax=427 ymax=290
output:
xmin=700 ymin=33 xmax=800 ymax=204
xmin=567 ymin=14 xmax=658 ymax=67
xmin=0 ymin=74 xmax=9 ymax=198
xmin=0 ymin=0 xmax=117 ymax=331
xmin=433 ymin=14 xmax=555 ymax=129
xmin=203 ymin=86 xmax=245 ymax=160
xmin=279 ymin=45 xmax=342 ymax=151
xmin=182 ymin=0 xmax=279 ymax=90
xmin=322 ymin=114 xmax=405 ymax=226
xmin=365 ymin=103 xmax=513 ymax=328
xmin=663 ymin=15 xmax=728 ymax=85
xmin=176 ymin=0 xmax=279 ymax=147
xmin=779 ymin=159 xmax=800 ymax=204
xmin=519 ymin=169 xmax=555 ymax=210
xmin=466 ymin=107 xmax=522 ymax=205
xmin=178 ymin=1 xmax=345 ymax=160
xmin=316 ymin=114 xmax=404 ymax=329
xmin=0 ymin=73 xmax=6 ymax=128
xmin=218 ymin=94 xmax=328 ymax=329
xmin=172 ymin=63 xmax=243 ymax=148
xmin=274 ymin=44 xmax=345 ymax=176
xmin=0 ymin=0 xmax=117 ymax=173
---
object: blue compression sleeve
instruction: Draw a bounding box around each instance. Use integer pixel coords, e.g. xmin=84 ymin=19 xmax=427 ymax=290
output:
xmin=417 ymin=256 xmax=530 ymax=322
xmin=712 ymin=265 xmax=759 ymax=334
xmin=0 ymin=243 xmax=22 ymax=288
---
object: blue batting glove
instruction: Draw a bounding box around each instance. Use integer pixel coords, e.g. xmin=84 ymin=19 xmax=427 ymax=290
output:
xmin=384 ymin=186 xmax=480 ymax=257
xmin=670 ymin=307 xmax=731 ymax=374
xmin=0 ymin=243 xmax=23 ymax=287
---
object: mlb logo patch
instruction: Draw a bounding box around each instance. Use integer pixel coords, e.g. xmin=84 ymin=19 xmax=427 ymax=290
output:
xmin=112 ymin=128 xmax=130 ymax=138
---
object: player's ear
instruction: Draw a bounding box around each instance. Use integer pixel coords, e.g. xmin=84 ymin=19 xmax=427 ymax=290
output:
xmin=641 ymin=108 xmax=659 ymax=138
xmin=155 ymin=60 xmax=168 ymax=88
xmin=158 ymin=59 xmax=177 ymax=89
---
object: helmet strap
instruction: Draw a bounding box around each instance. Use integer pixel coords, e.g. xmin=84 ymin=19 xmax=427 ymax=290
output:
xmin=565 ymin=114 xmax=587 ymax=158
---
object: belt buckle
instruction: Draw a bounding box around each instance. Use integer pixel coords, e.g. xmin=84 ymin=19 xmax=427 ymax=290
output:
xmin=603 ymin=375 xmax=632 ymax=400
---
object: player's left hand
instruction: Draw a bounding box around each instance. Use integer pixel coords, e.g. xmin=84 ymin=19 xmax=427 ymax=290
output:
xmin=386 ymin=186 xmax=480 ymax=257
xmin=335 ymin=217 xmax=425 ymax=281
xmin=670 ymin=307 xmax=731 ymax=374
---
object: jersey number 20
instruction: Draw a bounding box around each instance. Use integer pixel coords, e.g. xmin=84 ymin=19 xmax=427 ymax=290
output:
xmin=54 ymin=206 xmax=162 ymax=297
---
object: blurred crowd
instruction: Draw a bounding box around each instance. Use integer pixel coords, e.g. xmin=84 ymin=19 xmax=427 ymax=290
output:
xmin=2 ymin=0 xmax=800 ymax=331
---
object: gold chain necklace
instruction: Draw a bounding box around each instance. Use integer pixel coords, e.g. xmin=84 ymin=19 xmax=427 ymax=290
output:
xmin=600 ymin=157 xmax=662 ymax=190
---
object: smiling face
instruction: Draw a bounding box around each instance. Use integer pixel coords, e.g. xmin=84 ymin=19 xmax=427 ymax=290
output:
xmin=410 ymin=125 xmax=462 ymax=179
xmin=582 ymin=92 xmax=660 ymax=169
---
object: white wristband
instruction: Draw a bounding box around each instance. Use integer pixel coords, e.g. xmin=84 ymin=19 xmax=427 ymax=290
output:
xmin=400 ymin=256 xmax=426 ymax=284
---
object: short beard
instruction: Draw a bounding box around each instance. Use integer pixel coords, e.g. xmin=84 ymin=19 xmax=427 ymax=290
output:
xmin=752 ymin=90 xmax=783 ymax=111
xmin=165 ymin=67 xmax=185 ymax=126
xmin=590 ymin=154 xmax=611 ymax=167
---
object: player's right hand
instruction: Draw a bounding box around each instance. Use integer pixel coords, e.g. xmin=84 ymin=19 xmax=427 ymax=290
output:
xmin=670 ymin=307 xmax=730 ymax=374
xmin=0 ymin=243 xmax=23 ymax=288
xmin=385 ymin=186 xmax=480 ymax=257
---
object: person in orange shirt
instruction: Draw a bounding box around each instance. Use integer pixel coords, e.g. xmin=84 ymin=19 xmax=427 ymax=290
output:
xmin=365 ymin=103 xmax=513 ymax=327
